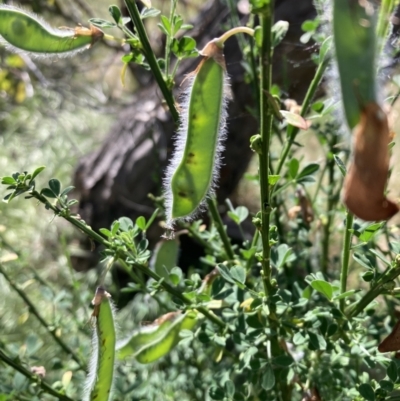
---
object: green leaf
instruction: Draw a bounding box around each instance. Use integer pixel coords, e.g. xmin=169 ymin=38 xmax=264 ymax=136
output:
xmin=88 ymin=18 xmax=116 ymax=29
xmin=353 ymin=252 xmax=374 ymax=269
xmin=358 ymin=383 xmax=375 ymax=401
xmin=369 ymin=249 xmax=390 ymax=266
xmin=136 ymin=216 xmax=146 ymax=231
xmin=224 ymin=381 xmax=235 ymax=398
xmin=319 ymin=36 xmax=332 ymax=64
xmin=308 ymin=331 xmax=327 ymax=351
xmin=272 ymin=20 xmax=289 ymax=47
xmin=297 ymin=163 xmax=319 ymax=181
xmin=145 ymin=208 xmax=159 ymax=230
xmin=209 ymin=386 xmax=224 ymax=400
xmin=228 ymin=206 xmax=249 ymax=225
xmin=293 ymin=332 xmax=307 ymax=345
xmin=250 ymin=0 xmax=270 ymax=14
xmin=159 ymin=15 xmax=171 ymax=35
xmin=358 ymin=222 xmax=383 ymax=242
xmin=387 ymin=360 xmax=398 ymax=382
xmin=310 ymin=280 xmax=333 ymax=301
xmin=254 ymin=26 xmax=262 ymax=48
xmin=268 ymin=175 xmax=280 ymax=185
xmin=261 ymin=364 xmax=275 ymax=391
xmin=273 ymin=355 xmax=293 ymax=367
xmin=171 ymin=36 xmax=197 ymax=58
xmin=230 ymin=266 xmax=246 ymax=284
xmin=1 ymin=177 xmax=16 ymax=185
xmin=99 ymin=228 xmax=112 ymax=238
xmin=41 ymin=188 xmax=57 ymax=198
xmin=216 ymin=264 xmax=236 ymax=285
xmin=271 ymin=244 xmax=295 ymax=269
xmin=172 ymin=15 xmax=183 ymax=35
xmin=169 ymin=266 xmax=182 ymax=285
xmin=60 ymin=186 xmax=74 ymax=197
xmin=118 ymin=217 xmax=134 ymax=232
xmin=141 ymin=8 xmax=161 ymax=19
xmin=288 ymin=158 xmax=299 ymax=179
xmin=334 ymin=155 xmax=347 ymax=177
xmin=109 ymin=5 xmax=122 ymax=24
xmin=379 ymin=379 xmax=393 ymax=392
xmin=48 ymin=179 xmax=61 ymax=196
xmin=180 ymin=24 xmax=193 ymax=30
xmin=332 ymin=289 xmax=357 ymax=301
xmin=30 ymin=166 xmax=46 ymax=181
xmin=302 ymin=19 xmax=319 ymax=32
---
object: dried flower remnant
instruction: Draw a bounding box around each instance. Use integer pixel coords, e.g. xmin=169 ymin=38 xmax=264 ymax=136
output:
xmin=343 ymin=103 xmax=399 ymax=221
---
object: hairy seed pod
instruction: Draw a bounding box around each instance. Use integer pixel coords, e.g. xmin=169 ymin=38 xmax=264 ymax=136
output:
xmin=117 ymin=311 xmax=198 ymax=363
xmin=163 ymin=40 xmax=229 ymax=228
xmin=0 ymin=5 xmax=103 ymax=56
xmin=83 ymin=287 xmax=116 ymax=401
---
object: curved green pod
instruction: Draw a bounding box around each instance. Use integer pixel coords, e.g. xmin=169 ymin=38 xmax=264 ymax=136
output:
xmin=83 ymin=287 xmax=116 ymax=401
xmin=117 ymin=311 xmax=198 ymax=364
xmin=0 ymin=5 xmax=103 ymax=55
xmin=164 ymin=41 xmax=228 ymax=228
xmin=333 ymin=0 xmax=376 ymax=128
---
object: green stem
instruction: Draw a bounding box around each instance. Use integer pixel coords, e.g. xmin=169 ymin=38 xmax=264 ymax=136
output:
xmin=118 ymin=257 xmax=227 ymax=330
xmin=340 ymin=211 xmax=354 ymax=312
xmin=214 ymin=27 xmax=254 ymax=47
xmin=321 ymin=156 xmax=336 ymax=275
xmin=246 ymin=230 xmax=260 ymax=271
xmin=0 ymin=347 xmax=74 ymax=401
xmin=124 ymin=0 xmax=179 ymax=122
xmin=30 ymin=190 xmax=109 ymax=247
xmin=207 ymin=198 xmax=235 ymax=260
xmin=275 ymin=58 xmax=329 ymax=176
xmin=346 ymin=260 xmax=400 ymax=318
xmin=0 ymin=263 xmax=86 ymax=371
xmin=29 ymin=188 xmax=227 ymax=331
xmin=258 ymin=5 xmax=274 ymax=297
xmin=165 ymin=0 xmax=177 ymax=78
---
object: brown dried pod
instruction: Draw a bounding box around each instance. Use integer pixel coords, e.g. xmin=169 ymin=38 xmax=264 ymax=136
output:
xmin=378 ymin=320 xmax=400 ymax=352
xmin=343 ymin=102 xmax=399 ymax=221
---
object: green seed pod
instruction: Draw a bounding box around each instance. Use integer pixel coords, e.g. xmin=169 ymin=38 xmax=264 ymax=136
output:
xmin=83 ymin=287 xmax=116 ymax=401
xmin=333 ymin=0 xmax=376 ymax=128
xmin=117 ymin=311 xmax=198 ymax=364
xmin=163 ymin=40 xmax=229 ymax=228
xmin=0 ymin=5 xmax=103 ymax=56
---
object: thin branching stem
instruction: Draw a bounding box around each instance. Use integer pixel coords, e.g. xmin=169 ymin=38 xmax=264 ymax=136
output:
xmin=258 ymin=4 xmax=275 ymax=297
xmin=124 ymin=0 xmax=179 ymax=122
xmin=275 ymin=58 xmax=329 ymax=176
xmin=340 ymin=211 xmax=354 ymax=312
xmin=118 ymin=257 xmax=228 ymax=330
xmin=346 ymin=258 xmax=400 ymax=318
xmin=207 ymin=198 xmax=235 ymax=260
xmin=0 ymin=348 xmax=74 ymax=401
xmin=165 ymin=0 xmax=177 ymax=78
xmin=0 ymin=263 xmax=86 ymax=370
xmin=30 ymin=190 xmax=108 ymax=246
